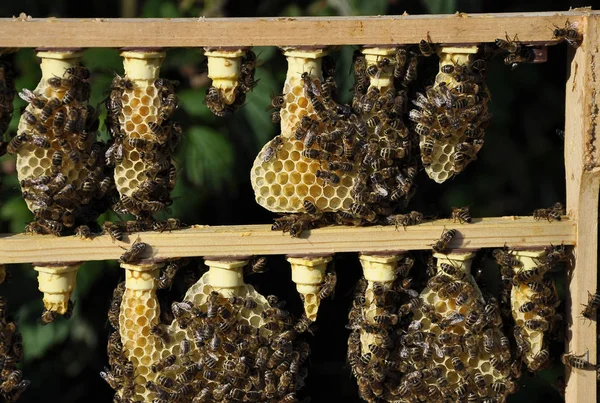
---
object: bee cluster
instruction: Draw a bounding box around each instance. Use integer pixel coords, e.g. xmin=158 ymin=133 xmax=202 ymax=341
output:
xmin=345 ymin=243 xmax=571 ymax=403
xmin=104 ymin=259 xmax=312 ymax=402
xmin=346 ymin=255 xmax=420 ymax=401
xmin=0 ymin=267 xmax=29 ymax=403
xmin=205 ymin=50 xmax=258 ymax=117
xmin=106 ymin=67 xmax=180 ymax=223
xmin=11 ymin=61 xmax=113 ymax=236
xmin=341 ymin=48 xmax=421 ymax=224
xmin=411 ymin=48 xmax=490 ymax=183
xmin=494 ymin=246 xmax=564 ymax=372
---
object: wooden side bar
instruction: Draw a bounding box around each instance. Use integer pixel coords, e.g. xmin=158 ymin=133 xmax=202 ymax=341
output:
xmin=564 ymin=14 xmax=599 ymax=403
xmin=0 ymin=11 xmax=596 ymax=48
xmin=0 ymin=216 xmax=575 ymax=265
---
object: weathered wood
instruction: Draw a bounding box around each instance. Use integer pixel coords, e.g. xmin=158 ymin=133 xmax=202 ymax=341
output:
xmin=564 ymin=14 xmax=599 ymax=403
xmin=0 ymin=217 xmax=575 ymax=265
xmin=0 ymin=11 xmax=596 ymax=48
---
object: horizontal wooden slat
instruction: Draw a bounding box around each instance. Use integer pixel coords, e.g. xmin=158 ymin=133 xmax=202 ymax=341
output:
xmin=0 ymin=216 xmax=575 ymax=265
xmin=0 ymin=11 xmax=596 ymax=48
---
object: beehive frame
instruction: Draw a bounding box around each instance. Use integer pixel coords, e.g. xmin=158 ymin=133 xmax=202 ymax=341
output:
xmin=0 ymin=10 xmax=597 ymax=403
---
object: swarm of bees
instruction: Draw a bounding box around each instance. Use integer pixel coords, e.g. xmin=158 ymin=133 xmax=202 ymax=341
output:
xmin=0 ymin=267 xmax=30 ymax=402
xmin=105 ymin=262 xmax=312 ymax=402
xmin=411 ymin=47 xmax=490 ymax=183
xmin=205 ymin=50 xmax=257 ymax=117
xmin=106 ymin=67 xmax=180 ymax=223
xmin=11 ymin=61 xmax=113 ymax=236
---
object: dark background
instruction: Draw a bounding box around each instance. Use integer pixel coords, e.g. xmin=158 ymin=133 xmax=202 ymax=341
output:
xmin=0 ymin=0 xmax=595 ymax=402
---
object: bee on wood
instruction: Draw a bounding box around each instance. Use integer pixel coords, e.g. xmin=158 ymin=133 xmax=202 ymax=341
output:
xmin=496 ymin=32 xmax=521 ymax=53
xmin=386 ymin=211 xmax=423 ymax=230
xmin=552 ymin=20 xmax=582 ymax=47
xmin=419 ymin=33 xmax=435 ymax=57
xmin=581 ymin=290 xmax=600 ymax=320
xmin=451 ymin=206 xmax=472 ymax=223
xmin=533 ymin=202 xmax=564 ymax=222
xmin=103 ymin=222 xmax=123 ymax=243
xmin=561 ymin=352 xmax=596 ymax=370
xmin=504 ymin=48 xmax=536 ymax=69
xmin=431 ymin=228 xmax=457 ymax=253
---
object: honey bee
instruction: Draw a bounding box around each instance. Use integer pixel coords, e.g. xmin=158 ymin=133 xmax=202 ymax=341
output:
xmin=431 ymin=228 xmax=457 ymax=253
xmin=386 ymin=211 xmax=423 ymax=230
xmin=529 ymin=349 xmax=550 ymax=371
xmin=7 ymin=133 xmax=28 ymax=154
xmin=439 ymin=312 xmax=465 ymax=329
xmin=301 ymin=72 xmax=320 ymax=97
xmin=464 ymin=332 xmax=479 ymax=359
xmin=451 ymin=206 xmax=472 ymax=224
xmin=495 ymin=32 xmax=521 ymax=53
xmin=318 ymin=270 xmax=337 ymax=300
xmin=504 ymin=48 xmax=536 ymax=69
xmin=151 ymin=354 xmax=176 ymax=373
xmin=315 ymin=169 xmax=340 ymax=185
xmin=581 ymin=290 xmax=600 ymax=320
xmin=403 ymin=51 xmax=419 ymax=86
xmin=103 ymin=222 xmax=124 ymax=242
xmin=561 ymin=352 xmax=596 ymax=370
xmin=263 ymin=136 xmax=283 ymax=162
xmin=100 ymin=369 xmax=121 ymax=389
xmin=439 ymin=261 xmax=465 ymax=279
xmin=552 ymin=20 xmax=582 ymax=47
xmin=525 ymin=319 xmax=549 ymax=331
xmin=419 ymin=33 xmax=435 ymax=57
xmin=533 ymin=202 xmax=564 ymax=222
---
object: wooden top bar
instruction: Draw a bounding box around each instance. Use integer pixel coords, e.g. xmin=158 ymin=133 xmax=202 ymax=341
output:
xmin=0 ymin=11 xmax=596 ymax=48
xmin=0 ymin=216 xmax=575 ymax=265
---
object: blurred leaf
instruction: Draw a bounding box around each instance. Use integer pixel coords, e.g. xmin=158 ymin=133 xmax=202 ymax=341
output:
xmin=350 ymin=0 xmax=388 ymax=15
xmin=242 ymin=68 xmax=278 ymax=146
xmin=21 ymin=318 xmax=70 ymax=360
xmin=0 ymin=195 xmax=31 ymax=233
xmin=422 ymin=0 xmax=456 ymax=14
xmin=178 ymin=89 xmax=214 ymax=120
xmin=184 ymin=126 xmax=234 ymax=191
xmin=254 ymin=46 xmax=276 ymax=64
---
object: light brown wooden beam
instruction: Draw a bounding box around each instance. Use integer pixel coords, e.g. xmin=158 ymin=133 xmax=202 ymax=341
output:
xmin=0 ymin=216 xmax=575 ymax=265
xmin=0 ymin=11 xmax=596 ymax=48
xmin=564 ymin=14 xmax=599 ymax=403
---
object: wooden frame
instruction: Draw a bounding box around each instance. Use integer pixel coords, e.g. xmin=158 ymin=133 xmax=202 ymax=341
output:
xmin=0 ymin=10 xmax=597 ymax=403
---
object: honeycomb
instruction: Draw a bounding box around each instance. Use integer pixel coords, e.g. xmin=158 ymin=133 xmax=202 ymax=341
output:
xmin=251 ymin=48 xmax=355 ymax=213
xmin=510 ymin=249 xmax=557 ymax=371
xmin=117 ymin=262 xmax=162 ymax=401
xmin=112 ymin=258 xmax=311 ymax=401
xmin=407 ymin=252 xmax=514 ymax=402
xmin=12 ymin=50 xmax=111 ymax=234
xmin=412 ymin=46 xmax=491 ymax=183
xmin=287 ymin=255 xmax=332 ymax=321
xmin=0 ymin=266 xmax=30 ymax=402
xmin=107 ymin=51 xmax=179 ymax=219
xmin=205 ymin=48 xmax=245 ymax=105
xmin=205 ymin=48 xmax=256 ymax=116
xmin=34 ymin=264 xmax=80 ymax=314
